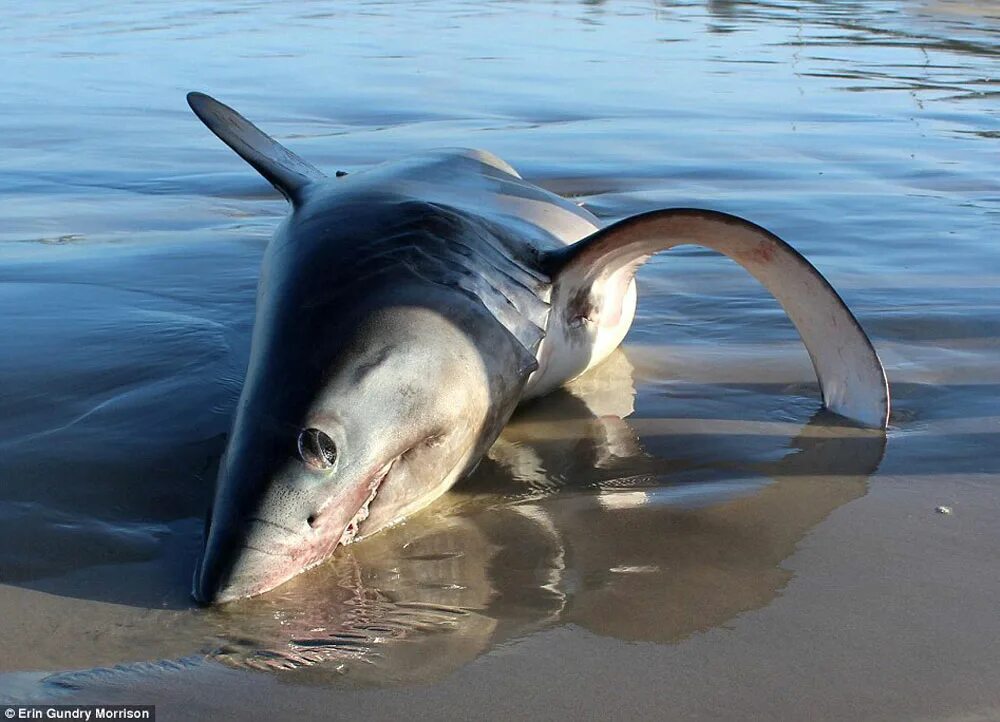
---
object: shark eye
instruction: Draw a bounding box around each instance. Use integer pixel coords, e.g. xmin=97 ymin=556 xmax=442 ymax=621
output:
xmin=298 ymin=428 xmax=337 ymax=470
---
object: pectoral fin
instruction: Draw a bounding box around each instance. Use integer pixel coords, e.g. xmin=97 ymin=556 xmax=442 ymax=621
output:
xmin=187 ymin=92 xmax=325 ymax=204
xmin=542 ymin=209 xmax=890 ymax=429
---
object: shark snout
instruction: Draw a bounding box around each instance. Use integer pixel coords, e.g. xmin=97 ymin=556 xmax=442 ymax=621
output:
xmin=192 ymin=516 xmax=310 ymax=606
xmin=192 ymin=477 xmax=373 ymax=604
xmin=192 ymin=446 xmax=409 ymax=605
xmin=193 ymin=545 xmax=279 ymax=606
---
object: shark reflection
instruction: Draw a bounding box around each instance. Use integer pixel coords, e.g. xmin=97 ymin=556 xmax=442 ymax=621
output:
xmin=200 ymin=350 xmax=886 ymax=684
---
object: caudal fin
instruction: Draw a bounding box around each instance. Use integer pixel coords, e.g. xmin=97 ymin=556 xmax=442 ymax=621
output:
xmin=542 ymin=209 xmax=890 ymax=429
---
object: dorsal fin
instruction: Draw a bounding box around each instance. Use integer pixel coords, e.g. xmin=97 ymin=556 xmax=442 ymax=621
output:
xmin=187 ymin=92 xmax=325 ymax=204
xmin=542 ymin=208 xmax=890 ymax=429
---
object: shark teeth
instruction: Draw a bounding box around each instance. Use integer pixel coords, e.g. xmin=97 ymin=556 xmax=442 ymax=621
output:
xmin=338 ymin=460 xmax=392 ymax=547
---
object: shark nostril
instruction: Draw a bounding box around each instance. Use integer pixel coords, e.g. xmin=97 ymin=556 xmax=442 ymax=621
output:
xmin=307 ymin=513 xmax=319 ymax=528
xmin=298 ymin=428 xmax=337 ymax=470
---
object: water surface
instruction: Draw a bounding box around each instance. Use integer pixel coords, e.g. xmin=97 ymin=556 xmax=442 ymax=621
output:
xmin=1 ymin=1 xmax=999 ymax=720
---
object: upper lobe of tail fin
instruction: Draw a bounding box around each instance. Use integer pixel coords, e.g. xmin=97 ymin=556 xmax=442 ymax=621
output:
xmin=543 ymin=208 xmax=890 ymax=429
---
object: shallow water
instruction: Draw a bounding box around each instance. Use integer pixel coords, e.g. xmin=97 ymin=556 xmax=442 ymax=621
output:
xmin=1 ymin=1 xmax=999 ymax=719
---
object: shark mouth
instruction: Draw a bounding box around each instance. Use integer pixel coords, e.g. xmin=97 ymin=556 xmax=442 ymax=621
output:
xmin=337 ymin=458 xmax=394 ymax=547
xmin=333 ymin=431 xmax=445 ymax=548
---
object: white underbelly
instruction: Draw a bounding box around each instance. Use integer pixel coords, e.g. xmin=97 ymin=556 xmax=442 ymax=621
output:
xmin=523 ymin=275 xmax=637 ymax=400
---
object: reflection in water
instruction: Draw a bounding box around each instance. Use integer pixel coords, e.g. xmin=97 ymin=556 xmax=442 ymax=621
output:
xmin=184 ymin=351 xmax=885 ymax=685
